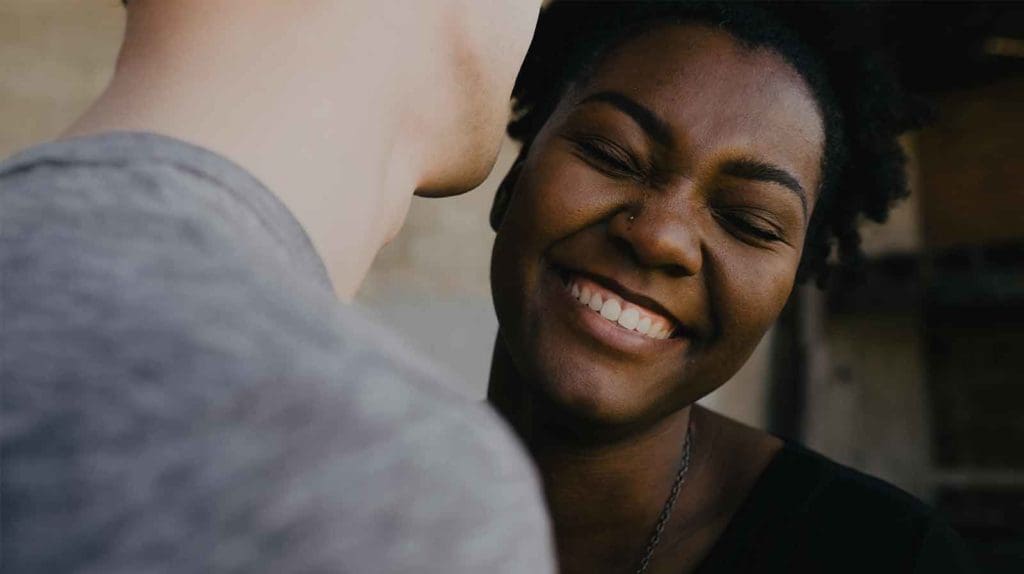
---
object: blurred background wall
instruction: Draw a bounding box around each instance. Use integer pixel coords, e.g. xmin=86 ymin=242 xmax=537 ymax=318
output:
xmin=3 ymin=2 xmax=1021 ymax=571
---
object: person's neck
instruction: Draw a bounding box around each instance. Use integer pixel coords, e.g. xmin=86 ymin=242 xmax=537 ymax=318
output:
xmin=64 ymin=1 xmax=439 ymax=300
xmin=488 ymin=342 xmax=705 ymax=574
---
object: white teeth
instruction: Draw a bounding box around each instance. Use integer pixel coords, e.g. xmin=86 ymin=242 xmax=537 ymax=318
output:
xmin=600 ymin=298 xmax=622 ymax=321
xmin=618 ymin=308 xmax=640 ymax=330
xmin=568 ymin=280 xmax=674 ymax=341
xmin=636 ymin=316 xmax=652 ymax=335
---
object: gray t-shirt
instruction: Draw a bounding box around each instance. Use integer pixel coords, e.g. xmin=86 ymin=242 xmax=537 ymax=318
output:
xmin=0 ymin=132 xmax=553 ymax=573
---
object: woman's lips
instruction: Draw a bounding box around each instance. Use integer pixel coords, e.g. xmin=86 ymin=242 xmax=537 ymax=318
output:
xmin=565 ymin=275 xmax=676 ymax=340
xmin=542 ymin=267 xmax=686 ymax=355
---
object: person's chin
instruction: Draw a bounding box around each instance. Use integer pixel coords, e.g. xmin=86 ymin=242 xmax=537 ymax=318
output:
xmin=414 ymin=135 xmax=502 ymax=198
xmin=524 ymin=353 xmax=658 ymax=430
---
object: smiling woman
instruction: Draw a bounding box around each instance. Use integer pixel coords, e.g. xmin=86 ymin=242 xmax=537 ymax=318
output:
xmin=486 ymin=2 xmax=974 ymax=574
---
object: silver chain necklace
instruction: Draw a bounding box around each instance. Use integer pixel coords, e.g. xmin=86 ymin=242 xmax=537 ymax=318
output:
xmin=634 ymin=423 xmax=694 ymax=574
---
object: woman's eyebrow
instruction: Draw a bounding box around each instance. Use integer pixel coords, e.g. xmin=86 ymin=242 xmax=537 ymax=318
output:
xmin=720 ymin=158 xmax=808 ymax=218
xmin=577 ymin=91 xmax=674 ymax=147
xmin=577 ymin=92 xmax=809 ymax=218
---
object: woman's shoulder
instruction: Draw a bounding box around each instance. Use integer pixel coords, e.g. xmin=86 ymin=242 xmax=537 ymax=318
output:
xmin=770 ymin=441 xmax=933 ymax=521
xmin=696 ymin=409 xmax=931 ymax=521
xmin=696 ymin=425 xmax=974 ymax=572
xmin=702 ymin=440 xmax=976 ymax=573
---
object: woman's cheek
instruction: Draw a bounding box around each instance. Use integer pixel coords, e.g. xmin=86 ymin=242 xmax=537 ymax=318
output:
xmin=526 ymin=151 xmax=624 ymax=232
xmin=715 ymin=249 xmax=798 ymax=341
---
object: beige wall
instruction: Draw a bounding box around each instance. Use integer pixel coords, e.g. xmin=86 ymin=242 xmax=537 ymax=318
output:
xmin=0 ymin=1 xmax=124 ymax=157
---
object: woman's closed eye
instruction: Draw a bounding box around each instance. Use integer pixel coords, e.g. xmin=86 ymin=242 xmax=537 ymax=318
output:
xmin=713 ymin=206 xmax=788 ymax=245
xmin=567 ymin=135 xmax=647 ymax=181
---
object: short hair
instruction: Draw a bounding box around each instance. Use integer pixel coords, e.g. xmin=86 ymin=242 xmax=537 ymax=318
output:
xmin=504 ymin=1 xmax=931 ymax=285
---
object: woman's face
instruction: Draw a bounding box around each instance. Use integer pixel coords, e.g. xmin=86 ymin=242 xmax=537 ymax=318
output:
xmin=491 ymin=24 xmax=825 ymax=429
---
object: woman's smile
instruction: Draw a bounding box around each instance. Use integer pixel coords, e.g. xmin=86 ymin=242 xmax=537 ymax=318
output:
xmin=566 ymin=275 xmax=675 ymax=340
xmin=542 ymin=264 xmax=690 ymax=356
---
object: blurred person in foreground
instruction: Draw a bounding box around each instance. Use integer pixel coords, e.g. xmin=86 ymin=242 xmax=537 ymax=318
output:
xmin=0 ymin=0 xmax=553 ymax=572
xmin=487 ymin=2 xmax=976 ymax=573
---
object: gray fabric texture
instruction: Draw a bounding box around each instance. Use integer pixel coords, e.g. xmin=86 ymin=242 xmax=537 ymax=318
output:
xmin=0 ymin=132 xmax=554 ymax=574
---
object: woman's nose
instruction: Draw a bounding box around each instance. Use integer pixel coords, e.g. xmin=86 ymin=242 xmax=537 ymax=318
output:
xmin=607 ymin=198 xmax=704 ymax=277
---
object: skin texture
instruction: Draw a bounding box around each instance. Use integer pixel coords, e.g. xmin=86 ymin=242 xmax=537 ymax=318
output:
xmin=67 ymin=0 xmax=540 ymax=299
xmin=415 ymin=0 xmax=542 ymax=196
xmin=489 ymin=24 xmax=825 ymax=574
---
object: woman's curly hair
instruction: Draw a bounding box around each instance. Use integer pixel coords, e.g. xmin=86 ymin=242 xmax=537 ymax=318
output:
xmin=505 ymin=1 xmax=931 ymax=286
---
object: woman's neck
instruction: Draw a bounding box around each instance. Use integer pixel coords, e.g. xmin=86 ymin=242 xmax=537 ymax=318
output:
xmin=537 ymin=414 xmax=695 ymax=573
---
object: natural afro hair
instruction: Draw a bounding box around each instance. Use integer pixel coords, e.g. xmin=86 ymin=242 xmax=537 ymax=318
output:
xmin=504 ymin=1 xmax=931 ymax=286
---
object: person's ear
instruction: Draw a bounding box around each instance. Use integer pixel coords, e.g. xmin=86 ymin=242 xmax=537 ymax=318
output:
xmin=489 ymin=158 xmax=524 ymax=232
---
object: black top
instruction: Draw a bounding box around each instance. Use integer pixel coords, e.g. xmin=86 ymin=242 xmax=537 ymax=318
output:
xmin=694 ymin=442 xmax=976 ymax=574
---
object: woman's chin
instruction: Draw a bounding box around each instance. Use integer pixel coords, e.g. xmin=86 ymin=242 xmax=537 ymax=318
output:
xmin=527 ymin=364 xmax=669 ymax=432
xmin=519 ymin=347 xmax=725 ymax=439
